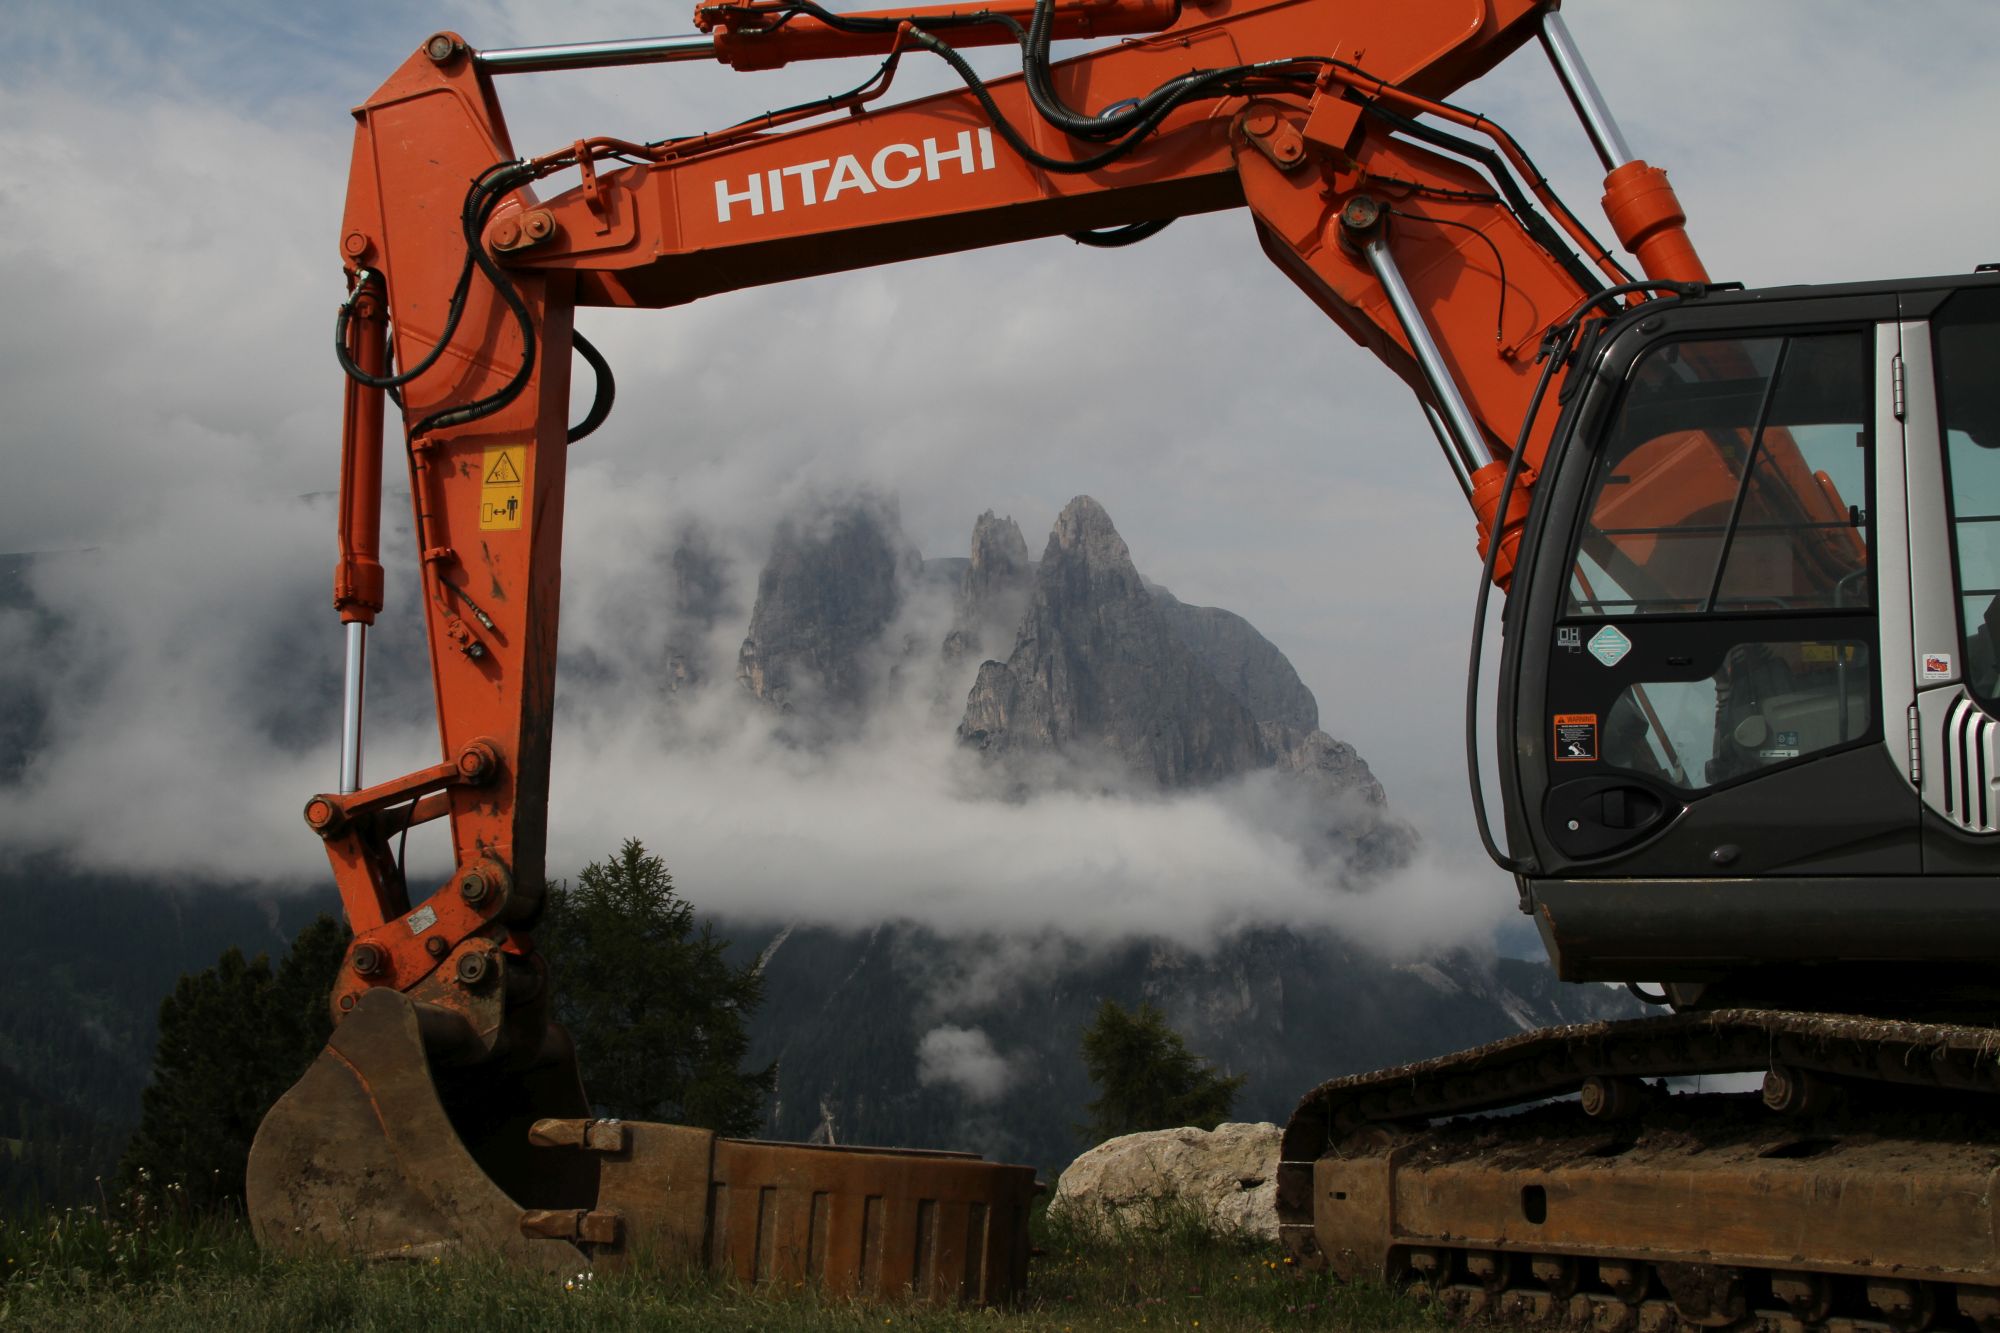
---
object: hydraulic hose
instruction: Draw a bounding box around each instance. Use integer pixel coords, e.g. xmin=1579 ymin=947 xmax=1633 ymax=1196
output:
xmin=567 ymin=330 xmax=616 ymax=443
xmin=1069 ymin=219 xmax=1174 ymax=247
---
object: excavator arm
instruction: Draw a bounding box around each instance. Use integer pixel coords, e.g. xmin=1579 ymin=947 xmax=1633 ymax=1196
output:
xmin=316 ymin=0 xmax=1701 ymax=1010
xmin=255 ymin=0 xmax=1750 ymax=1295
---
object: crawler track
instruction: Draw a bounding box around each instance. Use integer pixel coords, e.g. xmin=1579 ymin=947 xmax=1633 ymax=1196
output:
xmin=1277 ymin=1012 xmax=2000 ymax=1330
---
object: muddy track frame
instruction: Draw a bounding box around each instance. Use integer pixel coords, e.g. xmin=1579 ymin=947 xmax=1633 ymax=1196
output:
xmin=1278 ymin=1012 xmax=2000 ymax=1331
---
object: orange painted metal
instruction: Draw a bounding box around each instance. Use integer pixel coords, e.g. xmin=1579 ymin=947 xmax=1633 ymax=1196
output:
xmin=333 ymin=280 xmax=387 ymax=625
xmin=1234 ymin=107 xmax=1583 ymax=477
xmin=1601 ymin=159 xmax=1709 ymax=284
xmin=1468 ymin=459 xmax=1536 ymax=589
xmin=697 ymin=0 xmax=1180 ymax=70
xmin=1307 ymin=58 xmax=1638 ymax=290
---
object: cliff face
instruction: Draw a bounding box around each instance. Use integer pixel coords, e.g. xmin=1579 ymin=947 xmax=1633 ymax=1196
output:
xmin=958 ymin=497 xmax=1272 ymax=788
xmin=731 ymin=492 xmax=1408 ymax=869
xmin=953 ymin=496 xmax=1410 ymax=870
xmin=662 ymin=538 xmax=731 ymax=695
xmin=943 ymin=511 xmax=1032 ymax=664
xmin=1154 ymin=591 xmax=1319 ymax=737
xmin=736 ymin=498 xmax=914 ymax=714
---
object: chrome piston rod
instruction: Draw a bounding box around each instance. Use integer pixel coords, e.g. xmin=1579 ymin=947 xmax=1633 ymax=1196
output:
xmin=339 ymin=622 xmax=366 ymax=795
xmin=1418 ymin=399 xmax=1477 ymax=495
xmin=474 ymin=33 xmax=716 ymax=73
xmin=1539 ymin=12 xmax=1634 ymax=172
xmin=1349 ymin=216 xmax=1494 ymax=483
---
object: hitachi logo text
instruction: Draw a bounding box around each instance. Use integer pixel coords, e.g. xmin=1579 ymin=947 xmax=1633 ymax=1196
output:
xmin=714 ymin=128 xmax=997 ymax=224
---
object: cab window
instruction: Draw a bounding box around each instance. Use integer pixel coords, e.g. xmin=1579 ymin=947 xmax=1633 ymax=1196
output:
xmin=1549 ymin=325 xmax=1876 ymax=796
xmin=1566 ymin=331 xmax=1871 ymax=618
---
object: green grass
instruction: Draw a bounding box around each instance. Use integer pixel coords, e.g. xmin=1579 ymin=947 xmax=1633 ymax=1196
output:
xmin=1 ymin=1188 xmax=1449 ymax=1332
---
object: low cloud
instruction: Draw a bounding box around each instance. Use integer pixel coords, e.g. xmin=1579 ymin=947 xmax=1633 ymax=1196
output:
xmin=0 ymin=474 xmax=1518 ymax=961
xmin=916 ymin=1025 xmax=1015 ymax=1103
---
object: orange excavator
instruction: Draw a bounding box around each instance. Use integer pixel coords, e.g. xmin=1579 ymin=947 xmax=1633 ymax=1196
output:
xmin=248 ymin=0 xmax=2000 ymax=1320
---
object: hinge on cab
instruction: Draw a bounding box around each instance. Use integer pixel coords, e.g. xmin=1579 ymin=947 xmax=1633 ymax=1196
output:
xmin=1892 ymin=354 xmax=1907 ymax=421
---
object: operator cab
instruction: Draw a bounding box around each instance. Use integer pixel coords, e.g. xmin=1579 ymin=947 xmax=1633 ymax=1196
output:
xmin=1499 ymin=271 xmax=2000 ymax=1010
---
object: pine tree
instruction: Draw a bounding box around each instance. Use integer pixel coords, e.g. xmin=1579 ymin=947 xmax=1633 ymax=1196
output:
xmin=540 ymin=839 xmax=775 ymax=1137
xmin=118 ymin=914 xmax=348 ymax=1210
xmin=1079 ymin=998 xmax=1246 ymax=1144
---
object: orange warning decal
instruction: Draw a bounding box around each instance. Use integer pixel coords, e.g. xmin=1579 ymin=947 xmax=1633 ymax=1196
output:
xmin=1553 ymin=713 xmax=1598 ymax=762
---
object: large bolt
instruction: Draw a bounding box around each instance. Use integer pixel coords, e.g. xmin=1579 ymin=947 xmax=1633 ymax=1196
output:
xmin=456 ymin=951 xmax=494 ymax=987
xmin=425 ymin=33 xmax=459 ymax=64
xmin=521 ymin=209 xmax=556 ymax=242
xmin=351 ymin=943 xmax=387 ymax=978
xmin=456 ymin=739 xmax=500 ymax=785
xmin=460 ymin=870 xmax=491 ymax=906
xmin=302 ymin=796 xmax=345 ymax=837
xmin=425 ymin=936 xmax=449 ymax=959
xmin=1338 ymin=194 xmax=1385 ymax=239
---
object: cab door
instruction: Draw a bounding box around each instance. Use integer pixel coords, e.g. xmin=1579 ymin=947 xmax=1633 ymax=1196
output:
xmin=1513 ymin=294 xmax=1919 ymax=881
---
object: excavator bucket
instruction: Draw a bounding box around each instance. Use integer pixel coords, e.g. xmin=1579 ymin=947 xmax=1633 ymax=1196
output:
xmin=247 ymin=990 xmax=1037 ymax=1302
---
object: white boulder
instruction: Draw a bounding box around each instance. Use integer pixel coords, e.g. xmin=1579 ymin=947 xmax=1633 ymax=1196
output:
xmin=1048 ymin=1121 xmax=1282 ymax=1243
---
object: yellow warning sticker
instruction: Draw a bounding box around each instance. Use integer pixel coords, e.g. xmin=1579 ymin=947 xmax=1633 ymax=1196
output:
xmin=484 ymin=451 xmax=522 ymax=485
xmin=479 ymin=446 xmax=524 ymax=530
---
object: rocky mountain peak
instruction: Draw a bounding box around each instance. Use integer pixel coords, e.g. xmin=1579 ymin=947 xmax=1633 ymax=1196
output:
xmin=1155 ymin=592 xmax=1319 ymax=737
xmin=1043 ymin=495 xmax=1141 ymax=595
xmin=968 ymin=511 xmax=1029 ymax=589
xmin=958 ymin=496 xmax=1270 ymax=787
xmin=945 ymin=511 xmax=1033 ymax=663
xmin=955 ymin=496 xmax=1414 ymax=871
xmin=737 ymin=497 xmax=912 ymax=714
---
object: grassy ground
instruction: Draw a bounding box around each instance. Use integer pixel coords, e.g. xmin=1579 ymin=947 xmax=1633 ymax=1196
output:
xmin=0 ymin=1190 xmax=1449 ymax=1332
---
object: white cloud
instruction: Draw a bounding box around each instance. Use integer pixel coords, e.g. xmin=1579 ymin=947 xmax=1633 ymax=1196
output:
xmin=916 ymin=1025 xmax=1015 ymax=1103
